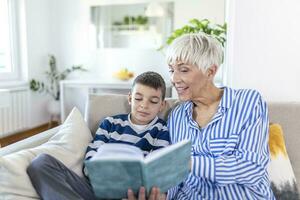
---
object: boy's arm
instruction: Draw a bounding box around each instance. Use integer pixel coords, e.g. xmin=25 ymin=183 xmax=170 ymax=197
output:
xmin=83 ymin=118 xmax=112 ymax=176
xmin=84 ymin=118 xmax=112 ymax=161
xmin=153 ymin=120 xmax=170 ymax=150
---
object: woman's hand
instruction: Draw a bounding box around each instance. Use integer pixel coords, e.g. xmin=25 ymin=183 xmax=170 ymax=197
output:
xmin=127 ymin=187 xmax=166 ymax=200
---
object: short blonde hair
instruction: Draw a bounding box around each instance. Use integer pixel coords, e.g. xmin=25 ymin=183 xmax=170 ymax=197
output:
xmin=166 ymin=33 xmax=223 ymax=70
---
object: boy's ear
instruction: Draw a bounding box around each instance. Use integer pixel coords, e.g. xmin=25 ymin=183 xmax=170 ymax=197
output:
xmin=128 ymin=92 xmax=132 ymax=105
xmin=159 ymin=100 xmax=166 ymax=112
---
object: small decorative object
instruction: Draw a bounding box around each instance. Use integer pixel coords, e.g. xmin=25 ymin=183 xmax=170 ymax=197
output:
xmin=113 ymin=68 xmax=134 ymax=81
xmin=47 ymin=100 xmax=60 ymax=117
xmin=30 ymin=55 xmax=86 ymax=122
xmin=159 ymin=18 xmax=227 ymax=50
xmin=135 ymin=15 xmax=148 ymax=25
xmin=112 ymin=15 xmax=148 ymax=31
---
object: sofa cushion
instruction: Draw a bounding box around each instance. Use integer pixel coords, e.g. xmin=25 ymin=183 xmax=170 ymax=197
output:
xmin=268 ymin=123 xmax=299 ymax=199
xmin=268 ymin=102 xmax=300 ymax=192
xmin=0 ymin=107 xmax=92 ymax=199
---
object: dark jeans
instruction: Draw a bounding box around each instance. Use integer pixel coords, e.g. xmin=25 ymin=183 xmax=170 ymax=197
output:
xmin=27 ymin=153 xmax=97 ymax=200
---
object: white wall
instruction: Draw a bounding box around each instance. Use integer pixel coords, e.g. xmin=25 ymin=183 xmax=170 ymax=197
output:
xmin=23 ymin=0 xmax=300 ymax=129
xmin=47 ymin=0 xmax=91 ymax=70
xmin=174 ymin=0 xmax=225 ymax=28
xmin=227 ymin=0 xmax=300 ymax=102
xmin=25 ymin=0 xmax=94 ymax=127
xmin=24 ymin=0 xmax=226 ymax=127
xmin=26 ymin=0 xmax=55 ymax=127
xmin=39 ymin=0 xmax=226 ymax=81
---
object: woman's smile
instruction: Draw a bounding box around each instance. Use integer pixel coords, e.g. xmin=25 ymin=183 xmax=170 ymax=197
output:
xmin=175 ymin=86 xmax=188 ymax=95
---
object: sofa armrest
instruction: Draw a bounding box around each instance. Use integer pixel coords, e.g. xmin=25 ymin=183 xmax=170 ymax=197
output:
xmin=0 ymin=126 xmax=60 ymax=157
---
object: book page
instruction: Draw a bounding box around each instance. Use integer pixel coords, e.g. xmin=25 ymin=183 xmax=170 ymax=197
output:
xmin=144 ymin=140 xmax=190 ymax=163
xmin=90 ymin=143 xmax=144 ymax=161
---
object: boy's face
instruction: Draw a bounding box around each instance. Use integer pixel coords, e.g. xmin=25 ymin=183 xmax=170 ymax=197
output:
xmin=128 ymin=83 xmax=165 ymax=125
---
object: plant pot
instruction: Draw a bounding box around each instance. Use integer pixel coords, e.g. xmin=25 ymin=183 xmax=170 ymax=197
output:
xmin=47 ymin=100 xmax=60 ymax=116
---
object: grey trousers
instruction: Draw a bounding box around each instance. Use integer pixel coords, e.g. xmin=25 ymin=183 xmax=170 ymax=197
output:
xmin=27 ymin=153 xmax=97 ymax=200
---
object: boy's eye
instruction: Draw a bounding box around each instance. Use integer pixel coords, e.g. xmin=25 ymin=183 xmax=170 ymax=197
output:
xmin=169 ymin=69 xmax=174 ymax=73
xmin=134 ymin=98 xmax=142 ymax=101
xmin=150 ymin=98 xmax=160 ymax=104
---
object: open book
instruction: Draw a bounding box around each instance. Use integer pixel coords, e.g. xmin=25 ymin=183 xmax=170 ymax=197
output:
xmin=84 ymin=139 xmax=191 ymax=199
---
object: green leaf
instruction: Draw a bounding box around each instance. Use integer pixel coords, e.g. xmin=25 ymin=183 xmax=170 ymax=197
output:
xmin=160 ymin=18 xmax=227 ymax=50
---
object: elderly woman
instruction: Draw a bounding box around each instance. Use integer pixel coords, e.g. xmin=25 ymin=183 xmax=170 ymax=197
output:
xmin=128 ymin=33 xmax=275 ymax=200
xmin=166 ymin=33 xmax=274 ymax=199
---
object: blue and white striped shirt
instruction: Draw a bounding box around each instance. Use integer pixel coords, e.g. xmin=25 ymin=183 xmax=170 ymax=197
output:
xmin=85 ymin=114 xmax=170 ymax=164
xmin=167 ymin=87 xmax=275 ymax=200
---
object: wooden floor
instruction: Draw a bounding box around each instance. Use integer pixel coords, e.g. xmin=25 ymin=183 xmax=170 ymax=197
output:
xmin=0 ymin=121 xmax=59 ymax=148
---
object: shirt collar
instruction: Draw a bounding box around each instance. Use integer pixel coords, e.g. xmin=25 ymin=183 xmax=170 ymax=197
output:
xmin=218 ymin=86 xmax=236 ymax=110
xmin=183 ymin=86 xmax=236 ymax=117
xmin=128 ymin=113 xmax=158 ymax=128
xmin=183 ymin=101 xmax=193 ymax=117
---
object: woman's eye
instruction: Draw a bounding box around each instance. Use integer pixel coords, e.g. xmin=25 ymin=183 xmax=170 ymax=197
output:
xmin=150 ymin=101 xmax=159 ymax=104
xmin=180 ymin=68 xmax=188 ymax=72
xmin=134 ymin=98 xmax=142 ymax=101
xmin=169 ymin=69 xmax=174 ymax=73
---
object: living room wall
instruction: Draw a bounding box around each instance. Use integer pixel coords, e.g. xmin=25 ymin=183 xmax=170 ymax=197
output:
xmin=24 ymin=0 xmax=225 ymax=128
xmin=25 ymin=0 xmax=92 ymax=127
xmin=13 ymin=0 xmax=300 ymax=132
xmin=25 ymin=0 xmax=56 ymax=127
xmin=226 ymin=0 xmax=300 ymax=102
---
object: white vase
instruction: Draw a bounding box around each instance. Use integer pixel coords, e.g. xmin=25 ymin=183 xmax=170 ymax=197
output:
xmin=47 ymin=100 xmax=60 ymax=116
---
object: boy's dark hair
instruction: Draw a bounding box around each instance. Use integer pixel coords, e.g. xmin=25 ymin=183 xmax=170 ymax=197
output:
xmin=132 ymin=71 xmax=166 ymax=100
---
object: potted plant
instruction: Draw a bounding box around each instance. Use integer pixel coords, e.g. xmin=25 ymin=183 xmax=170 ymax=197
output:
xmin=159 ymin=18 xmax=227 ymax=50
xmin=30 ymin=55 xmax=86 ymax=120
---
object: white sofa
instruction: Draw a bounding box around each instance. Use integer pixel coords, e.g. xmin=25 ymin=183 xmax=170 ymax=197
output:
xmin=1 ymin=94 xmax=299 ymax=193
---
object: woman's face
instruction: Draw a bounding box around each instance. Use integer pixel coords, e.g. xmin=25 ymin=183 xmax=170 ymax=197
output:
xmin=169 ymin=62 xmax=210 ymax=101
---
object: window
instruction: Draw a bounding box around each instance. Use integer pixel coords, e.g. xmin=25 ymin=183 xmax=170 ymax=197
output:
xmin=0 ymin=0 xmax=24 ymax=81
xmin=0 ymin=0 xmax=11 ymax=72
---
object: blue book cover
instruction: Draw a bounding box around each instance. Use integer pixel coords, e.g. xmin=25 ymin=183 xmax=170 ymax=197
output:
xmin=85 ymin=140 xmax=191 ymax=199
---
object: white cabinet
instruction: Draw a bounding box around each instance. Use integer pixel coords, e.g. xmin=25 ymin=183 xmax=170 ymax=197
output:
xmin=60 ymin=80 xmax=131 ymax=122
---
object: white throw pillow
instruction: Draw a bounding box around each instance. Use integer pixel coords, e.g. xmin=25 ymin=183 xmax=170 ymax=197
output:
xmin=0 ymin=107 xmax=92 ymax=200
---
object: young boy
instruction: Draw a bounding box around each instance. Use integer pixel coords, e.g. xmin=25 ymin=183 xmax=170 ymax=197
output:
xmin=85 ymin=71 xmax=169 ymax=162
xmin=27 ymin=71 xmax=170 ymax=200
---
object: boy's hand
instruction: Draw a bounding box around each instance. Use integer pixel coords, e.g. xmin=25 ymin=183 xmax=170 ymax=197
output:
xmin=127 ymin=187 xmax=166 ymax=200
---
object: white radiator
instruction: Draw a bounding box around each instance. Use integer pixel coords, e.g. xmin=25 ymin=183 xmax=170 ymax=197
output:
xmin=0 ymin=87 xmax=29 ymax=138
